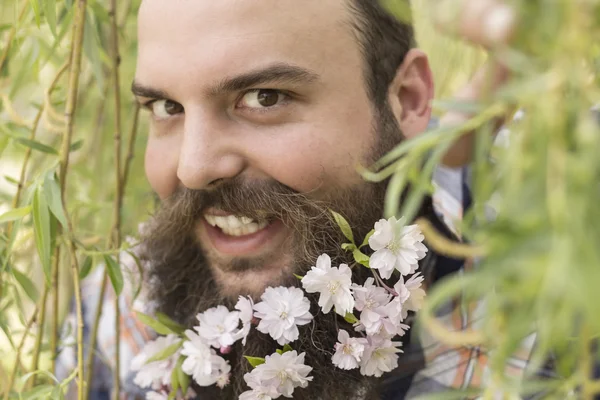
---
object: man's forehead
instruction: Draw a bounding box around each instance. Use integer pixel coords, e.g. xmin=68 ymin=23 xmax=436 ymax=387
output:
xmin=136 ymin=0 xmax=364 ymax=97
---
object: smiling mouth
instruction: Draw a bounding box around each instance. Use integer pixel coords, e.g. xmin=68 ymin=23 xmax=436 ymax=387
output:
xmin=200 ymin=210 xmax=287 ymax=257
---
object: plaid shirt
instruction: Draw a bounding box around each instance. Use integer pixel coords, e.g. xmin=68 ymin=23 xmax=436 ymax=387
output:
xmin=58 ymin=164 xmax=547 ymax=400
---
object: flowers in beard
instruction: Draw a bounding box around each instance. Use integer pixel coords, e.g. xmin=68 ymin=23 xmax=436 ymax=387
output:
xmin=241 ymin=351 xmax=313 ymax=399
xmin=301 ymin=253 xmax=355 ymax=316
xmin=368 ymin=216 xmax=428 ymax=278
xmin=253 ymin=286 xmax=313 ymax=345
xmin=130 ymin=334 xmax=182 ymax=390
xmin=132 ymin=210 xmax=427 ymax=399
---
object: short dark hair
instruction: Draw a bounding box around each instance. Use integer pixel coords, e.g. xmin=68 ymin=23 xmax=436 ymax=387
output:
xmin=348 ymin=0 xmax=415 ymax=108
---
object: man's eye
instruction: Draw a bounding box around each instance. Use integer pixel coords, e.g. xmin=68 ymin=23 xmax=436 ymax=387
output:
xmin=149 ymin=99 xmax=184 ymax=119
xmin=238 ymin=89 xmax=286 ymax=109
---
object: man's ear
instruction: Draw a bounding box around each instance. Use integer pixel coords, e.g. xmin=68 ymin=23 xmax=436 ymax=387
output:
xmin=387 ymin=49 xmax=434 ymax=139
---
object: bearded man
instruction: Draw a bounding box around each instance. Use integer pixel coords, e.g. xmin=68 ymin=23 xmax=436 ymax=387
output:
xmin=65 ymin=0 xmax=528 ymax=399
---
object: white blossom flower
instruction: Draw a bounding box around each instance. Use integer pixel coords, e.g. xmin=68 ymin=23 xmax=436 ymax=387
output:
xmin=301 ymin=254 xmax=355 ymax=316
xmin=195 ymin=305 xmax=240 ymax=349
xmin=253 ymin=287 xmax=313 ymax=345
xmin=359 ymin=335 xmax=403 ymax=377
xmin=368 ymin=217 xmax=427 ymax=278
xmin=352 ymin=278 xmax=391 ymax=336
xmin=240 ymin=371 xmax=281 ymax=400
xmin=146 ymin=391 xmax=168 ymax=400
xmin=180 ymin=330 xmax=214 ymax=385
xmin=250 ymin=351 xmax=313 ymax=398
xmin=332 ymin=330 xmax=368 ymax=370
xmin=131 ymin=334 xmax=181 ymax=390
xmin=403 ymin=273 xmax=426 ymax=315
xmin=234 ymin=296 xmax=254 ymax=345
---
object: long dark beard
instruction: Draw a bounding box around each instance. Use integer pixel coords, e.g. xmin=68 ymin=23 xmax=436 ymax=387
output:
xmin=139 ymin=105 xmax=429 ymax=399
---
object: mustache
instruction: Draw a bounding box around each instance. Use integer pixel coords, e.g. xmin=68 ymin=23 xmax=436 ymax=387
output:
xmin=154 ymin=177 xmax=336 ymax=232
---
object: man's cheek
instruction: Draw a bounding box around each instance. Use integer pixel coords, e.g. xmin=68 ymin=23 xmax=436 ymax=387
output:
xmin=144 ymin=139 xmax=179 ymax=199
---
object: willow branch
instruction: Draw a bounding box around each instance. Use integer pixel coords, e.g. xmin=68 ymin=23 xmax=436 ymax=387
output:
xmin=0 ymin=0 xmax=28 ymax=73
xmin=83 ymin=273 xmax=107 ymax=400
xmin=26 ymin=283 xmax=50 ymax=390
xmin=2 ymin=308 xmax=38 ymax=400
xmin=109 ymin=0 xmax=123 ymax=397
xmin=120 ymin=103 xmax=141 ymax=194
xmin=59 ymin=0 xmax=89 ymax=398
xmin=50 ymin=246 xmax=62 ymax=376
xmin=416 ymin=217 xmax=487 ymax=259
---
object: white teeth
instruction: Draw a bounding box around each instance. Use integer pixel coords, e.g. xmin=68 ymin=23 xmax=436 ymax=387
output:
xmin=204 ymin=213 xmax=269 ymax=237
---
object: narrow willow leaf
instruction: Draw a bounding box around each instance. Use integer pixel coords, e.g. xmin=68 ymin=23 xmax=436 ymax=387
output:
xmin=32 ymin=187 xmax=52 ymax=284
xmin=30 ymin=0 xmax=42 ymax=27
xmin=4 ymin=175 xmax=19 ymax=185
xmin=44 ymin=0 xmax=57 ymax=37
xmin=146 ymin=341 xmax=182 ymax=364
xmin=341 ymin=243 xmax=357 ymax=252
xmin=353 ymin=249 xmax=370 ymax=268
xmin=43 ymin=173 xmax=67 ymax=227
xmin=360 ymin=229 xmax=375 ymax=249
xmin=70 ymin=139 xmax=84 ymax=152
xmin=83 ymin=10 xmax=105 ymax=89
xmin=244 ymin=356 xmax=266 ymax=368
xmin=344 ymin=313 xmax=359 ymax=324
xmin=156 ymin=312 xmax=185 ymax=334
xmin=103 ymin=254 xmax=124 ymax=296
xmin=0 ymin=206 xmax=31 ymax=224
xmin=176 ymin=356 xmax=190 ymax=394
xmin=331 ymin=210 xmax=354 ymax=244
xmin=21 ymin=384 xmax=54 ymax=400
xmin=78 ymin=256 xmax=93 ymax=280
xmin=135 ymin=311 xmax=176 ymax=335
xmin=50 ymin=386 xmax=65 ymax=400
xmin=170 ymin=362 xmax=180 ymax=394
xmin=16 ymin=138 xmax=58 ymax=155
xmin=12 ymin=268 xmax=39 ymax=303
xmin=293 ymin=273 xmax=304 ymax=280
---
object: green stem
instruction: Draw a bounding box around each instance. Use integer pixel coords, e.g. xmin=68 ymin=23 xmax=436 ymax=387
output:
xmin=2 ymin=308 xmax=38 ymax=400
xmin=59 ymin=0 xmax=89 ymax=398
xmin=0 ymin=0 xmax=28 ymax=73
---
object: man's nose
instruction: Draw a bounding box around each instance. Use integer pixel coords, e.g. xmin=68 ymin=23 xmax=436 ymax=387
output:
xmin=176 ymin=112 xmax=246 ymax=190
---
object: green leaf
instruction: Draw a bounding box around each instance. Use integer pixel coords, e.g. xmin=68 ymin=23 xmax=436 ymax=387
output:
xmin=331 ymin=210 xmax=354 ymax=244
xmin=0 ymin=206 xmax=31 ymax=224
xmin=12 ymin=268 xmax=39 ymax=303
xmin=30 ymin=0 xmax=42 ymax=27
xmin=70 ymin=139 xmax=84 ymax=152
xmin=244 ymin=356 xmax=266 ymax=368
xmin=44 ymin=0 xmax=57 ymax=37
xmin=360 ymin=229 xmax=375 ymax=248
xmin=282 ymin=344 xmax=294 ymax=353
xmin=20 ymin=384 xmax=54 ymax=400
xmin=353 ymin=249 xmax=370 ymax=268
xmin=135 ymin=311 xmax=177 ymax=335
xmin=276 ymin=349 xmax=283 ymax=354
xmin=32 ymin=187 xmax=52 ymax=284
xmin=147 ymin=341 xmax=183 ymax=364
xmin=341 ymin=243 xmax=357 ymax=252
xmin=16 ymin=138 xmax=58 ymax=155
xmin=4 ymin=175 xmax=19 ymax=185
xmin=293 ymin=273 xmax=304 ymax=280
xmin=103 ymin=255 xmax=124 ymax=296
xmin=156 ymin=312 xmax=186 ymax=335
xmin=51 ymin=385 xmax=65 ymax=400
xmin=176 ymin=356 xmax=190 ymax=395
xmin=43 ymin=173 xmax=67 ymax=227
xmin=79 ymin=256 xmax=93 ymax=280
xmin=344 ymin=312 xmax=359 ymax=324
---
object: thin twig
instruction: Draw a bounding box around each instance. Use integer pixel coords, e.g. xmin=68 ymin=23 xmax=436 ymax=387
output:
xmin=109 ymin=0 xmax=123 ymax=398
xmin=83 ymin=273 xmax=107 ymax=400
xmin=59 ymin=0 xmax=89 ymax=398
xmin=2 ymin=308 xmax=38 ymax=400
xmin=50 ymin=246 xmax=62 ymax=376
xmin=416 ymin=217 xmax=487 ymax=259
xmin=26 ymin=283 xmax=50 ymax=390
xmin=0 ymin=0 xmax=29 ymax=73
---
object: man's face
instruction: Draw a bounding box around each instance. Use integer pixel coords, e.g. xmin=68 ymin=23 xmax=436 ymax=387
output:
xmin=135 ymin=0 xmax=405 ymax=297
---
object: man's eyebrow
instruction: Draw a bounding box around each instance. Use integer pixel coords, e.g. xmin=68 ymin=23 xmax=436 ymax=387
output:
xmin=209 ymin=63 xmax=320 ymax=96
xmin=131 ymin=82 xmax=170 ymax=99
